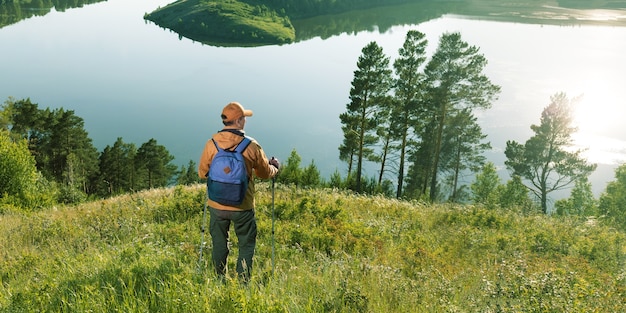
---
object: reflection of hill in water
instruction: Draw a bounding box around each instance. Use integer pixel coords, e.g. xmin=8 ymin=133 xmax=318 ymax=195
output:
xmin=292 ymin=1 xmax=463 ymax=42
xmin=2 ymin=0 xmax=626 ymax=45
xmin=0 ymin=0 xmax=106 ymax=28
xmin=294 ymin=0 xmax=626 ymax=44
xmin=453 ymin=0 xmax=626 ymax=26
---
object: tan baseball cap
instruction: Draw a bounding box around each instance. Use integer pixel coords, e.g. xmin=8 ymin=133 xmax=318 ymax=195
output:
xmin=221 ymin=102 xmax=253 ymax=123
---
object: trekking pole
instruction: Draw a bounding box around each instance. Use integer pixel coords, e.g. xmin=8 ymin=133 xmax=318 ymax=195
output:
xmin=271 ymin=176 xmax=276 ymax=276
xmin=197 ymin=191 xmax=208 ymax=275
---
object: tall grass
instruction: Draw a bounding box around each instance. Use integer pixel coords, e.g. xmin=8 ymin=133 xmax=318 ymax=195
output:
xmin=1 ymin=184 xmax=624 ymax=312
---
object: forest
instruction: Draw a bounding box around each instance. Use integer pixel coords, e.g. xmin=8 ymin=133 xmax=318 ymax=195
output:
xmin=0 ymin=98 xmax=185 ymax=206
xmin=337 ymin=29 xmax=598 ymax=216
xmin=5 ymin=26 xmax=626 ymax=233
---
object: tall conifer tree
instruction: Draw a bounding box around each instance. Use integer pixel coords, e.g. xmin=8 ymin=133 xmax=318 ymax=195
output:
xmin=505 ymin=92 xmax=596 ymax=213
xmin=420 ymin=32 xmax=500 ymax=201
xmin=392 ymin=30 xmax=428 ymax=198
xmin=340 ymin=41 xmax=392 ymax=192
xmin=135 ymin=138 xmax=177 ymax=189
xmin=98 ymin=137 xmax=137 ymax=195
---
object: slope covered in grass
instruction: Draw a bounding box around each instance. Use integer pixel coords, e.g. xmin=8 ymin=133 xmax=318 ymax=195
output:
xmin=1 ymin=184 xmax=625 ymax=312
xmin=144 ymin=0 xmax=295 ymax=46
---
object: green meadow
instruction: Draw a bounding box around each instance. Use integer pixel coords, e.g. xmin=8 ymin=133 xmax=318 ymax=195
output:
xmin=1 ymin=183 xmax=625 ymax=312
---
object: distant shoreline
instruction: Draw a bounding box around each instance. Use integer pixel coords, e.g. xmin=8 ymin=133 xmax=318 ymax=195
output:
xmin=143 ymin=0 xmax=626 ymax=47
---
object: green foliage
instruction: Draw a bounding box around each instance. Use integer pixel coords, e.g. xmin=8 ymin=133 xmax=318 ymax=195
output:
xmin=143 ymin=0 xmax=432 ymax=46
xmin=3 ymin=98 xmax=100 ymax=198
xmin=0 ymin=0 xmax=107 ymax=28
xmin=0 ymin=130 xmax=37 ymax=205
xmin=300 ymin=160 xmax=322 ymax=188
xmin=497 ymin=175 xmax=534 ymax=211
xmin=0 ymin=130 xmax=56 ymax=210
xmin=419 ymin=32 xmax=500 ymax=201
xmin=177 ymin=160 xmax=202 ymax=186
xmin=275 ymin=149 xmax=323 ymax=189
xmin=340 ymin=41 xmax=392 ymax=193
xmin=470 ymin=164 xmax=536 ymax=213
xmin=599 ymin=163 xmax=626 ymax=230
xmin=1 ymin=184 xmax=625 ymax=312
xmin=57 ymin=184 xmax=87 ymax=204
xmin=98 ymin=137 xmax=139 ymax=195
xmin=505 ymin=93 xmax=597 ymax=213
xmin=135 ymin=138 xmax=177 ymax=190
xmin=277 ymin=149 xmax=302 ymax=186
xmin=555 ymin=176 xmax=597 ymax=216
xmin=328 ymin=169 xmax=344 ymax=189
xmin=339 ymin=30 xmax=499 ymax=201
xmin=471 ymin=162 xmax=500 ymax=207
xmin=392 ymin=30 xmax=428 ymax=198
xmin=2 ymin=99 xmax=179 ymax=203
xmin=145 ymin=0 xmax=295 ymax=46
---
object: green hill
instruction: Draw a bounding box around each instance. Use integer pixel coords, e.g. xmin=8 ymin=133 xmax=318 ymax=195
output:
xmin=1 ymin=184 xmax=625 ymax=312
xmin=144 ymin=0 xmax=295 ymax=47
xmin=142 ymin=0 xmax=417 ymax=46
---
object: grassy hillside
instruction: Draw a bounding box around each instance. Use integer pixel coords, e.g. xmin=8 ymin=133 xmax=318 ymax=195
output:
xmin=144 ymin=0 xmax=295 ymax=46
xmin=1 ymin=184 xmax=625 ymax=312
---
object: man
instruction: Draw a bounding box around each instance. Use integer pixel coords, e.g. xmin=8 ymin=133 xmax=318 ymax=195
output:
xmin=198 ymin=101 xmax=279 ymax=282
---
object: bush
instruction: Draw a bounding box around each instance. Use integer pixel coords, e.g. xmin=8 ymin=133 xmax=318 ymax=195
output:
xmin=0 ymin=131 xmax=40 ymax=210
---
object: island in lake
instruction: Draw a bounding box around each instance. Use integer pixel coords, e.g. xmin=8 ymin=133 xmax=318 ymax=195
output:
xmin=143 ymin=0 xmax=626 ymax=47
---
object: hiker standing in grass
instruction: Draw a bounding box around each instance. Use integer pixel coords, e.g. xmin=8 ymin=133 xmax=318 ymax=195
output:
xmin=198 ymin=101 xmax=279 ymax=282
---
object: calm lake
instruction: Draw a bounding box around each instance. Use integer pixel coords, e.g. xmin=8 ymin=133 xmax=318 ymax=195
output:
xmin=2 ymin=0 xmax=626 ymax=198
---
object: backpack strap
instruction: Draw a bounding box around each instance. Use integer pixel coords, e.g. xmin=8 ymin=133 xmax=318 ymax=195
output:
xmin=211 ymin=139 xmax=221 ymax=151
xmin=219 ymin=129 xmax=245 ymax=137
xmin=211 ymin=136 xmax=251 ymax=153
xmin=235 ymin=137 xmax=252 ymax=153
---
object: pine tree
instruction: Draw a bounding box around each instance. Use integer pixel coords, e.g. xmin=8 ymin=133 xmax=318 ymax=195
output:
xmin=278 ymin=149 xmax=302 ymax=186
xmin=3 ymin=98 xmax=46 ymax=159
xmin=415 ymin=32 xmax=500 ymax=201
xmin=98 ymin=137 xmax=138 ymax=195
xmin=555 ymin=176 xmax=596 ymax=216
xmin=340 ymin=41 xmax=392 ymax=192
xmin=135 ymin=138 xmax=177 ymax=189
xmin=45 ymin=108 xmax=99 ymax=194
xmin=505 ymin=92 xmax=597 ymax=213
xmin=392 ymin=29 xmax=428 ymax=198
xmin=442 ymin=109 xmax=491 ymax=202
xmin=497 ymin=175 xmax=533 ymax=211
xmin=177 ymin=160 xmax=201 ymax=186
xmin=470 ymin=162 xmax=501 ymax=208
xmin=301 ymin=160 xmax=321 ymax=188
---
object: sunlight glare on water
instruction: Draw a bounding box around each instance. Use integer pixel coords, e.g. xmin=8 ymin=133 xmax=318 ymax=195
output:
xmin=579 ymin=9 xmax=626 ymax=22
xmin=572 ymin=82 xmax=626 ymax=165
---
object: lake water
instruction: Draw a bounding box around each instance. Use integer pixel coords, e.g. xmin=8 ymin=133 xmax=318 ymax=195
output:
xmin=2 ymin=0 xmax=626 ymax=198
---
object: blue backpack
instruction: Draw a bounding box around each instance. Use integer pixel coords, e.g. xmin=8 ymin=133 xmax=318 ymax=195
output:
xmin=207 ymin=137 xmax=252 ymax=206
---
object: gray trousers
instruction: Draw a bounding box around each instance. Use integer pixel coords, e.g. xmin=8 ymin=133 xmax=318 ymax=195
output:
xmin=209 ymin=207 xmax=257 ymax=282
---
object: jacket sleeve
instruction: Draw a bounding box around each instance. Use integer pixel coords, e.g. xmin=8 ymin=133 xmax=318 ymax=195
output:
xmin=198 ymin=139 xmax=215 ymax=179
xmin=251 ymin=141 xmax=278 ymax=179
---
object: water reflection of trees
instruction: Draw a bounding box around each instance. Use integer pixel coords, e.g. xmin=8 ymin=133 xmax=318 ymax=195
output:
xmin=3 ymin=0 xmax=625 ymax=44
xmin=0 ymin=0 xmax=105 ymax=28
xmin=292 ymin=1 xmax=463 ymax=42
xmin=294 ymin=0 xmax=626 ymax=44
